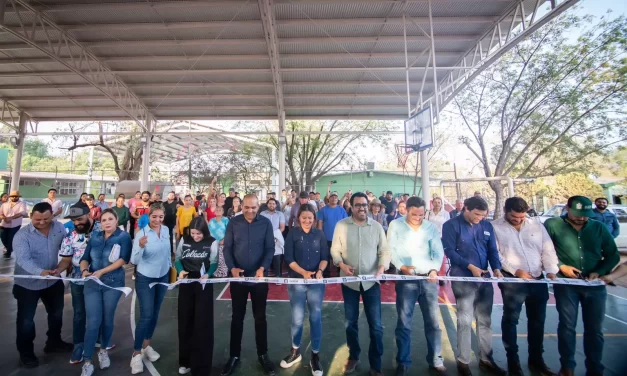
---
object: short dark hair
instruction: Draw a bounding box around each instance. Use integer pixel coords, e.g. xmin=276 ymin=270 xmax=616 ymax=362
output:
xmin=141 ymin=191 xmax=151 ymax=197
xmin=464 ymin=197 xmax=488 ymax=211
xmin=135 ymin=191 xmax=141 ymax=194
xmin=299 ymin=191 xmax=309 ymax=199
xmin=48 ymin=188 xmax=57 ymax=193
xmin=98 ymin=193 xmax=105 ymax=198
xmin=309 ymin=191 xmax=315 ymax=195
xmin=406 ymin=196 xmax=426 ymax=210
xmin=184 ymin=216 xmax=212 ymax=242
xmin=86 ymin=194 xmax=95 ymax=200
xmin=32 ymin=202 xmax=52 ymax=214
xmin=266 ymin=198 xmax=277 ymax=205
xmin=595 ymin=197 xmax=608 ymax=203
xmin=349 ymin=192 xmax=369 ymax=206
xmin=504 ymin=197 xmax=529 ymax=213
xmin=403 ymin=193 xmax=409 ymax=196
xmin=386 ymin=190 xmax=393 ymax=195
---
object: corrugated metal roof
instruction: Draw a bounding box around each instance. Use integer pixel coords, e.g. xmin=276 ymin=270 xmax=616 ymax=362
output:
xmin=0 ymin=0 xmax=559 ymax=121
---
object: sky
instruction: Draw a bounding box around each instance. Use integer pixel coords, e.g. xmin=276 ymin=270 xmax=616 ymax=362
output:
xmin=28 ymin=0 xmax=627 ymax=176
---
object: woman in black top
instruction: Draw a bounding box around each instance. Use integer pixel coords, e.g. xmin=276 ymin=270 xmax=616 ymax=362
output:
xmin=174 ymin=216 xmax=217 ymax=376
xmin=280 ymin=204 xmax=328 ymax=376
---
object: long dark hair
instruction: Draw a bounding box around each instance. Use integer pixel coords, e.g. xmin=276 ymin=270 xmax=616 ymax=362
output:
xmin=296 ymin=202 xmax=317 ymax=227
xmin=183 ymin=216 xmax=213 ymax=243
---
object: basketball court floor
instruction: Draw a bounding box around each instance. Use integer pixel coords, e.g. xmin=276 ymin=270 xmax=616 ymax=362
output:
xmin=1 ymin=263 xmax=626 ymax=376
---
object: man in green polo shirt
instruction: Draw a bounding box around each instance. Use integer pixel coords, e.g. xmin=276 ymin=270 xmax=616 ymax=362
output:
xmin=544 ymin=196 xmax=619 ymax=376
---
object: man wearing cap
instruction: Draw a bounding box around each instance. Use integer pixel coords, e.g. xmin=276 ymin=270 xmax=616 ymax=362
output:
xmin=544 ymin=196 xmax=619 ymax=376
xmin=0 ymin=190 xmax=29 ymax=259
xmin=55 ymin=205 xmax=103 ymax=364
xmin=42 ymin=188 xmax=63 ymax=219
xmin=382 ymin=191 xmax=397 ymax=216
xmin=317 ymin=191 xmax=347 ymax=277
xmin=288 ymin=192 xmax=317 ymax=230
xmin=13 ymin=202 xmax=72 ymax=368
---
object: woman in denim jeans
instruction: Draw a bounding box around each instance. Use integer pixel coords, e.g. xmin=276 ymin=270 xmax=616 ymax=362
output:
xmin=130 ymin=203 xmax=171 ymax=374
xmin=79 ymin=209 xmax=132 ymax=376
xmin=280 ymin=204 xmax=329 ymax=376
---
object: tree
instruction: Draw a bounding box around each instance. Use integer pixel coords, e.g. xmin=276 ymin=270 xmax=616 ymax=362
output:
xmin=515 ymin=173 xmax=603 ymax=209
xmin=262 ymin=119 xmax=394 ymax=191
xmin=450 ymin=13 xmax=627 ymax=217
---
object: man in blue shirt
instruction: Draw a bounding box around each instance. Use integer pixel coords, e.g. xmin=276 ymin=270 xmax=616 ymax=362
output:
xmin=222 ymin=194 xmax=276 ymax=376
xmin=388 ymin=197 xmax=446 ymax=376
xmin=442 ymin=197 xmax=505 ymax=376
xmin=317 ymin=192 xmax=347 ymax=277
xmin=382 ymin=190 xmax=397 ymax=215
xmin=591 ymin=197 xmax=620 ymax=238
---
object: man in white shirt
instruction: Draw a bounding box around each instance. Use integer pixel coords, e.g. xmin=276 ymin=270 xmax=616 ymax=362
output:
xmin=492 ymin=197 xmax=559 ymax=376
xmin=426 ymin=196 xmax=450 ymax=286
xmin=42 ymin=188 xmax=63 ymax=218
xmin=0 ymin=190 xmax=28 ymax=259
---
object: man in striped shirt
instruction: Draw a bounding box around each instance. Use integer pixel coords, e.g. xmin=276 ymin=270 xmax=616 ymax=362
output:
xmin=492 ymin=197 xmax=559 ymax=376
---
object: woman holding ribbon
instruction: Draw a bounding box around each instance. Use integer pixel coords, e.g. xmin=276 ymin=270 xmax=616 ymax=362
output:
xmin=280 ymin=204 xmax=329 ymax=376
xmin=79 ymin=209 xmax=132 ymax=376
xmin=174 ymin=216 xmax=217 ymax=375
xmin=130 ymin=203 xmax=171 ymax=374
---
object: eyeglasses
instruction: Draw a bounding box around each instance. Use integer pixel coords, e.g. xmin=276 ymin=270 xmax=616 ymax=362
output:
xmin=353 ymin=204 xmax=368 ymax=209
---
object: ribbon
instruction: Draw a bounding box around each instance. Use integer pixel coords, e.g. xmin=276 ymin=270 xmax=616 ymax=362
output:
xmin=148 ymin=274 xmax=605 ymax=289
xmin=0 ymin=274 xmax=133 ymax=296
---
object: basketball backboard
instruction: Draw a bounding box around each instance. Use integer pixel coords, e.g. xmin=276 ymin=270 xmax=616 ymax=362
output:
xmin=404 ymin=107 xmax=434 ymax=153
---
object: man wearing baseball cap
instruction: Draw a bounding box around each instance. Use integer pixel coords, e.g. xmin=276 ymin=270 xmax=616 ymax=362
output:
xmin=544 ymin=196 xmax=619 ymax=376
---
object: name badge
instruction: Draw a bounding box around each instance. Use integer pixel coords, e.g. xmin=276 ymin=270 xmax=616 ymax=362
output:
xmin=483 ymin=231 xmax=490 ymax=236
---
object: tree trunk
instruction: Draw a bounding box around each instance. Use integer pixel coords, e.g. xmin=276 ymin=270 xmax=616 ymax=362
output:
xmin=489 ymin=180 xmax=504 ymax=219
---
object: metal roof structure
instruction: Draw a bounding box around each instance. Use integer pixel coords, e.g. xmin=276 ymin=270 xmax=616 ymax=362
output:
xmin=0 ymin=0 xmax=579 ymax=196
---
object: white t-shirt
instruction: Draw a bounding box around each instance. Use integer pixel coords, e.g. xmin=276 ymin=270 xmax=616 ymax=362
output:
xmin=42 ymin=198 xmax=63 ymax=217
xmin=425 ymin=209 xmax=450 ymax=236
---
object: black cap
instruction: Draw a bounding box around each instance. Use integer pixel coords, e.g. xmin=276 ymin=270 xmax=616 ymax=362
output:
xmin=386 ymin=190 xmax=393 ymax=195
xmin=299 ymin=191 xmax=309 ymax=199
xmin=67 ymin=205 xmax=90 ymax=219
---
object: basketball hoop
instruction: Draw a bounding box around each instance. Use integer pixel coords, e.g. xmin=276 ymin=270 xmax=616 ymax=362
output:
xmin=395 ymin=144 xmax=414 ymax=169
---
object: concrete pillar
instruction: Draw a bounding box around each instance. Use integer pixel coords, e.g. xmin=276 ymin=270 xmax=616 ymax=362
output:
xmin=420 ymin=150 xmax=430 ymax=203
xmin=10 ymin=112 xmax=27 ymax=192
xmin=140 ymin=116 xmax=153 ymax=192
xmin=278 ymin=111 xmax=286 ymax=193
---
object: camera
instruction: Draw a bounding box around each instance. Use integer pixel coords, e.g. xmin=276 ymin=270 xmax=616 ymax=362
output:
xmin=331 ymin=180 xmax=337 ymax=184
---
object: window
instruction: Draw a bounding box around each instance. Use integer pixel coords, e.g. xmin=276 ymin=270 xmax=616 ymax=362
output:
xmin=18 ymin=179 xmax=41 ymax=187
xmin=59 ymin=181 xmax=79 ymax=196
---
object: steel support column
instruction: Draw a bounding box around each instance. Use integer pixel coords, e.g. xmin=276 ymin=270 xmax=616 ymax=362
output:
xmin=140 ymin=115 xmax=153 ymax=192
xmin=278 ymin=110 xmax=286 ymax=193
xmin=10 ymin=112 xmax=26 ymax=192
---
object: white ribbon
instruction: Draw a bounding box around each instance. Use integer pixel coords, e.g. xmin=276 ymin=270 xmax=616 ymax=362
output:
xmin=0 ymin=274 xmax=133 ymax=296
xmin=148 ymin=273 xmax=606 ymax=289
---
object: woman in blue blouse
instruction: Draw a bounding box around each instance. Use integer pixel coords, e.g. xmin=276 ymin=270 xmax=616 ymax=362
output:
xmin=130 ymin=203 xmax=171 ymax=375
xmin=208 ymin=205 xmax=228 ymax=242
xmin=280 ymin=204 xmax=329 ymax=376
xmin=79 ymin=209 xmax=132 ymax=376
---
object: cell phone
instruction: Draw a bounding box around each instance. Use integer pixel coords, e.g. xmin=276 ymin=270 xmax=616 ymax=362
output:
xmin=331 ymin=180 xmax=337 ymax=184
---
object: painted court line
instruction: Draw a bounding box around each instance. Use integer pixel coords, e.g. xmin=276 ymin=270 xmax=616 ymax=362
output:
xmin=216 ymin=282 xmax=230 ymax=300
xmin=549 ymin=291 xmax=627 ymax=327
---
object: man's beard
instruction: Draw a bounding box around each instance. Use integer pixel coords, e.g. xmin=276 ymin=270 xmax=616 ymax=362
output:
xmin=75 ymin=223 xmax=90 ymax=234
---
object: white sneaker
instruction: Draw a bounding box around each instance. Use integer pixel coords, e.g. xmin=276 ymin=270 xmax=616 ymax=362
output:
xmin=178 ymin=367 xmax=191 ymax=374
xmin=130 ymin=354 xmax=144 ymax=374
xmin=81 ymin=362 xmax=94 ymax=376
xmin=142 ymin=346 xmax=160 ymax=362
xmin=98 ymin=350 xmax=110 ymax=370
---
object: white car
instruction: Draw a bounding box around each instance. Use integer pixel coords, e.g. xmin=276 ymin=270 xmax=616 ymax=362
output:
xmin=538 ymin=204 xmax=626 ymax=248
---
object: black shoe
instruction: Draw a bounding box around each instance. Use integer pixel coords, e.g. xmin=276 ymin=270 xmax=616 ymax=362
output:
xmin=479 ymin=359 xmax=507 ymax=376
xmin=258 ymin=353 xmax=276 ymax=375
xmin=221 ymin=357 xmax=240 ymax=376
xmin=280 ymin=348 xmax=302 ymax=369
xmin=310 ymin=352 xmax=323 ymax=375
xmin=508 ymin=362 xmax=524 ymax=376
xmin=19 ymin=355 xmax=39 ymax=368
xmin=529 ymin=360 xmax=557 ymax=376
xmin=457 ymin=361 xmax=472 ymax=376
xmin=3 ymin=253 xmax=10 ymax=259
xmin=430 ymin=365 xmax=448 ymax=376
xmin=395 ymin=364 xmax=409 ymax=376
xmin=44 ymin=340 xmax=73 ymax=353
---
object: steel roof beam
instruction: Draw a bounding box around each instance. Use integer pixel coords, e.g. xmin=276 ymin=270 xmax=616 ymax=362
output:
xmin=4 ymin=93 xmax=427 ymax=101
xmin=0 ymin=35 xmax=481 ymax=51
xmin=258 ymin=0 xmax=285 ymax=124
xmin=25 ymin=115 xmax=408 ymax=121
xmin=22 ymin=105 xmax=412 ymax=111
xmin=0 ymin=0 xmax=151 ymax=129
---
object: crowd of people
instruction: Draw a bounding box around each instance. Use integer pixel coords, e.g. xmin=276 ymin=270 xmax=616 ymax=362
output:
xmin=2 ymin=182 xmax=626 ymax=376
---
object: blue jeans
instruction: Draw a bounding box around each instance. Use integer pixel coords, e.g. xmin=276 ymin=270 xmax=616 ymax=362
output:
xmin=395 ymin=280 xmax=443 ymax=368
xmin=288 ymin=283 xmax=325 ymax=352
xmin=83 ymin=279 xmax=123 ymax=360
xmin=499 ymin=281 xmax=548 ymax=364
xmin=451 ymin=281 xmax=494 ymax=364
xmin=553 ymin=284 xmax=606 ymax=373
xmin=342 ymin=283 xmax=384 ymax=372
xmin=134 ymin=272 xmax=168 ymax=351
xmin=70 ymin=283 xmax=86 ymax=345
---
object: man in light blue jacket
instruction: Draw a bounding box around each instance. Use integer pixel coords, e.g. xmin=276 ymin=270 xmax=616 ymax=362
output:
xmin=387 ymin=196 xmax=446 ymax=376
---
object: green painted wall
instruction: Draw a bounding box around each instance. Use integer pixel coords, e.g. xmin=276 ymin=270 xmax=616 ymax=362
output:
xmin=316 ymin=171 xmax=422 ymax=197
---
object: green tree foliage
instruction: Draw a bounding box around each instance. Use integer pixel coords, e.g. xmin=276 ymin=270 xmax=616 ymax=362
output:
xmin=451 ymin=13 xmax=627 ymax=216
xmin=516 ymin=173 xmax=603 ymax=208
